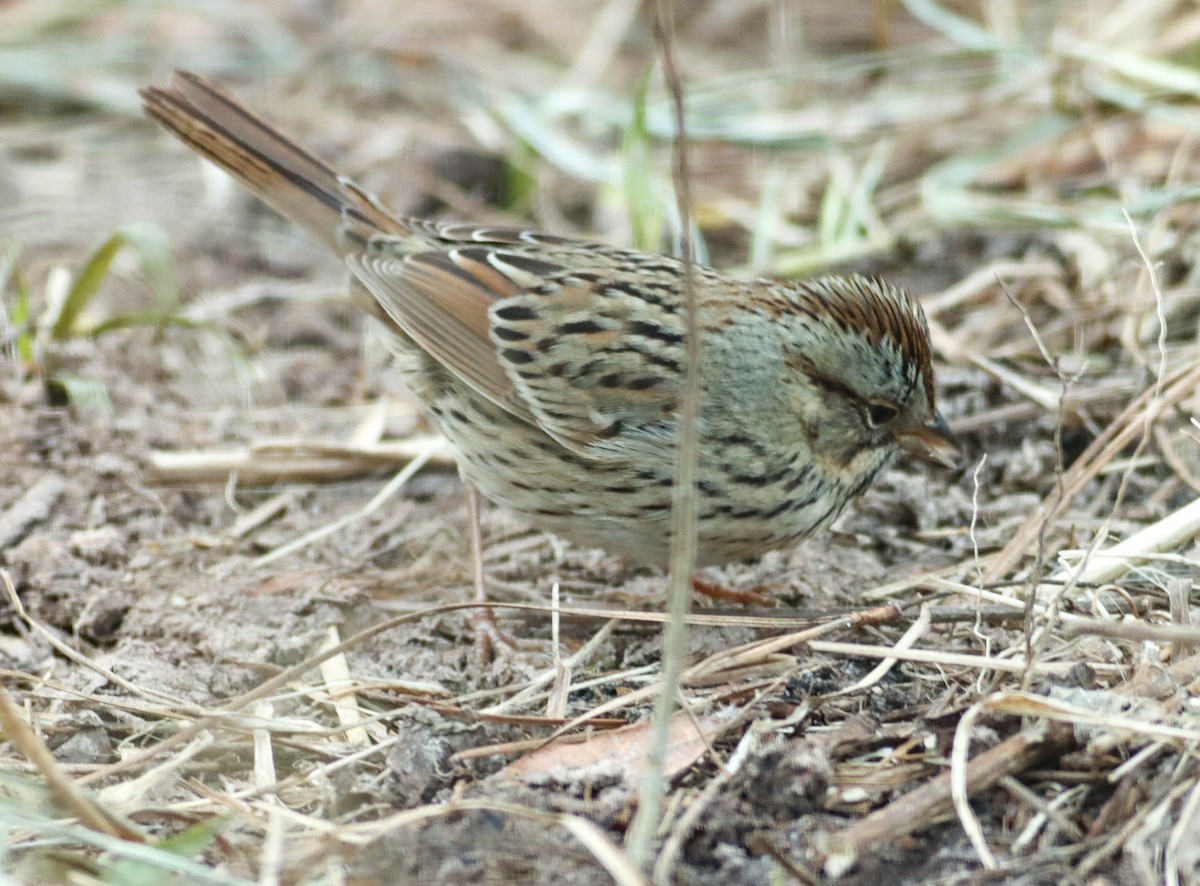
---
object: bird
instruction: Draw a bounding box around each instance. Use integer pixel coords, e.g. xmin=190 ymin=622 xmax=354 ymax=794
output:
xmin=141 ymin=71 xmax=958 ymax=589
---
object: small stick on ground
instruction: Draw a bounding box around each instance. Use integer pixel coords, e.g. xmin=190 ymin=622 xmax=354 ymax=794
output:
xmin=822 ymin=723 xmax=1075 ymax=878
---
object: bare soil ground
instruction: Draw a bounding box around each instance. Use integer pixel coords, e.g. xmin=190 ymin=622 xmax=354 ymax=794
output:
xmin=3 ymin=2 xmax=1200 ymax=884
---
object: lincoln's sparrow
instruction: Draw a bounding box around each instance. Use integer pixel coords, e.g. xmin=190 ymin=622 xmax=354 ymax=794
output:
xmin=141 ymin=72 xmax=959 ymax=570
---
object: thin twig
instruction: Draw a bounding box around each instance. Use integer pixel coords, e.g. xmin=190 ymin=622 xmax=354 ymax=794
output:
xmin=628 ymin=0 xmax=699 ymax=873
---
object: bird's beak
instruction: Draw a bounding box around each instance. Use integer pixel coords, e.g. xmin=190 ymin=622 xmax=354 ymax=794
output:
xmin=895 ymin=412 xmax=961 ymax=468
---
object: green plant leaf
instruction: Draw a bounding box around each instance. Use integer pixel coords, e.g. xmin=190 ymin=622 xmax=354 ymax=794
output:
xmin=154 ymin=816 xmax=227 ymax=858
xmin=87 ymin=310 xmax=203 ymax=337
xmin=1 ymin=248 xmax=35 ymax=365
xmin=51 ymin=223 xmax=178 ymax=341
xmin=622 ymin=66 xmax=663 ymax=252
xmin=14 ymin=274 xmax=33 ymax=365
xmin=900 ymin=0 xmax=1002 ymax=51
xmin=47 ymin=374 xmax=111 ymax=417
xmin=101 ymin=816 xmax=229 ymax=886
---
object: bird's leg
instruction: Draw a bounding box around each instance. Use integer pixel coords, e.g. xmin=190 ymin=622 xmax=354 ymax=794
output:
xmin=466 ymin=484 xmax=502 ymax=660
xmin=691 ymin=576 xmax=777 ymax=608
xmin=465 ymin=484 xmax=535 ymax=660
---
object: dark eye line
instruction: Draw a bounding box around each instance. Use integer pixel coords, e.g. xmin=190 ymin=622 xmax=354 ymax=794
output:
xmin=810 ymin=373 xmax=900 ymax=428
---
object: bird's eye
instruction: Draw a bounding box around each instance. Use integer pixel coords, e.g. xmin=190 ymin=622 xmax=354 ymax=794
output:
xmin=866 ymin=403 xmax=899 ymax=426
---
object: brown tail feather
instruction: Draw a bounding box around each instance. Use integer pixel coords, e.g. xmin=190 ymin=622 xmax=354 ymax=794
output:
xmin=139 ymin=70 xmax=407 ymax=252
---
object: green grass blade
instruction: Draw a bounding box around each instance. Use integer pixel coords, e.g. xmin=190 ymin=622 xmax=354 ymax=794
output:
xmin=86 ymin=311 xmax=203 ymax=338
xmin=900 ymin=0 xmax=1002 ymax=51
xmin=0 ymin=248 xmax=33 ymax=364
xmin=622 ymin=66 xmax=663 ymax=251
xmin=13 ymin=274 xmax=33 ymax=366
xmin=51 ymin=223 xmax=177 ymax=341
xmin=748 ymin=161 xmax=785 ymax=273
xmin=50 ymin=231 xmax=124 ymax=340
xmin=103 ymin=816 xmax=229 ymax=886
xmin=0 ymin=793 xmax=248 ymax=885
xmin=47 ymin=375 xmax=111 ymax=417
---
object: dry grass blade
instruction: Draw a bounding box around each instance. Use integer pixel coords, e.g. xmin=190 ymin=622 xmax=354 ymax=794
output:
xmin=0 ymin=682 xmax=142 ymax=841
xmin=984 ymin=359 xmax=1200 ymax=581
xmin=628 ymin=0 xmax=700 ymax=872
xmin=314 ymin=626 xmax=371 ymax=746
xmin=146 ymin=435 xmax=454 ymax=486
xmin=1053 ymin=493 xmax=1200 ymax=586
xmin=252 ymin=441 xmax=438 ymax=567
xmin=823 ymin=722 xmax=1075 ymax=878
xmin=2 ymin=570 xmax=208 ymax=714
xmin=820 ymin=603 xmax=931 ymax=698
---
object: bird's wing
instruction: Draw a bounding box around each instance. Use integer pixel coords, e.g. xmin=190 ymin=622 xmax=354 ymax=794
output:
xmin=342 ymin=221 xmax=686 ymax=454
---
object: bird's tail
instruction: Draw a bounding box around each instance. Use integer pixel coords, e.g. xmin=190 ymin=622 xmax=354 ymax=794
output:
xmin=140 ymin=70 xmax=407 ymax=252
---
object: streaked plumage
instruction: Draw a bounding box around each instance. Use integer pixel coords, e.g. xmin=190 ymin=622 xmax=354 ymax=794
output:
xmin=141 ymin=71 xmax=958 ymax=567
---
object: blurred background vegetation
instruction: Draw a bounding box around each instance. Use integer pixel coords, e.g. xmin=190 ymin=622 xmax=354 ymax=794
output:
xmin=5 ymin=0 xmax=1200 ymax=399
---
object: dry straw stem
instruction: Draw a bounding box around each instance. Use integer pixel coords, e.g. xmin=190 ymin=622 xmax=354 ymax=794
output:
xmin=0 ymin=680 xmax=143 ymax=842
xmin=13 ymin=568 xmax=1143 ymax=838
xmin=655 ymin=710 xmax=833 ymax=885
xmin=1157 ymin=424 xmax=1200 ymax=494
xmin=454 ymin=595 xmax=1078 ymax=798
xmin=949 ymin=678 xmax=1200 ymax=870
xmin=653 ymin=727 xmax=753 ymax=884
xmin=925 ymin=575 xmax=1200 ymax=649
xmin=314 ymin=626 xmax=372 ymax=746
xmin=829 ymin=650 xmax=1200 ymax=876
xmin=535 ymin=600 xmax=902 ymax=739
xmin=452 ymin=601 xmax=914 ymax=763
xmin=986 ymin=690 xmax=1200 ymax=746
xmin=823 ymin=722 xmax=1075 ymax=879
xmin=252 ymin=439 xmax=440 ymax=567
xmin=67 ymin=602 xmax=498 ymax=788
xmin=480 ymin=619 xmax=620 ymax=717
xmin=251 ymin=701 xmax=277 ymax=792
xmin=819 ymin=602 xmax=931 ymax=699
xmin=1077 ymin=775 xmax=1200 ymax=879
xmin=1052 ymin=493 xmax=1200 ymax=586
xmin=919 ymin=259 xmax=1063 ymax=317
xmin=55 ymin=596 xmax=765 ymax=792
xmin=2 ymin=570 xmax=210 ymax=716
xmin=627 ymin=0 xmax=699 ymax=873
xmin=984 ymin=358 xmax=1200 ymax=581
xmin=146 ymin=434 xmax=454 ymax=485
